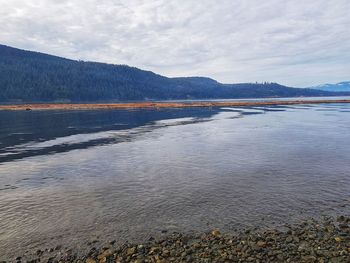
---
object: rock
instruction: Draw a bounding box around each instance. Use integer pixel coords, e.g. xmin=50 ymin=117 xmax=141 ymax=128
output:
xmin=294 ymin=236 xmax=300 ymax=243
xmin=126 ymin=247 xmax=136 ymax=256
xmin=256 ymin=241 xmax=267 ymax=248
xmin=162 ymin=249 xmax=170 ymax=256
xmin=334 ymin=237 xmax=342 ymax=242
xmin=286 ymin=236 xmax=293 ymax=243
xmin=149 ymin=247 xmax=160 ymax=254
xmin=301 ymin=255 xmax=317 ymax=262
xmin=330 ymin=257 xmax=343 ymax=263
xmin=276 ymin=254 xmax=284 ymax=261
xmin=325 ymin=225 xmax=335 ymax=233
xmin=211 ymin=230 xmax=221 ymax=237
xmin=98 ymin=249 xmax=113 ymax=260
xmin=298 ymin=242 xmax=308 ymax=251
xmin=85 ymin=258 xmax=96 ymax=263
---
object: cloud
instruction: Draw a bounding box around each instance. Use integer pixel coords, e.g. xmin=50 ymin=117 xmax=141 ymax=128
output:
xmin=0 ymin=0 xmax=349 ymax=87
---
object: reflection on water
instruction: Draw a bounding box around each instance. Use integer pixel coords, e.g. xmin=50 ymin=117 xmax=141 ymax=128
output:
xmin=0 ymin=103 xmax=350 ymax=258
xmin=0 ymin=108 xmax=218 ymax=163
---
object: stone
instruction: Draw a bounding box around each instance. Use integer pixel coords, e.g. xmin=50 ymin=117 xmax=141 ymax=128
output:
xmin=162 ymin=249 xmax=170 ymax=256
xmin=334 ymin=237 xmax=342 ymax=242
xmin=256 ymin=241 xmax=267 ymax=248
xmin=286 ymin=236 xmax=293 ymax=243
xmin=126 ymin=247 xmax=136 ymax=256
xmin=211 ymin=230 xmax=221 ymax=237
xmin=149 ymin=247 xmax=160 ymax=254
xmin=96 ymin=248 xmax=113 ymax=263
xmin=301 ymin=255 xmax=317 ymax=262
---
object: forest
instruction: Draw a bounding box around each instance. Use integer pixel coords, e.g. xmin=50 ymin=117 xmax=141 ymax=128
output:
xmin=0 ymin=44 xmax=345 ymax=102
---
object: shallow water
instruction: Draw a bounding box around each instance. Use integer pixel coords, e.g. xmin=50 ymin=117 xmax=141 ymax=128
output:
xmin=1 ymin=103 xmax=350 ymax=258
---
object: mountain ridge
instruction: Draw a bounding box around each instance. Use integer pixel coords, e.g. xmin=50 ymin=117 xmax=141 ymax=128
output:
xmin=0 ymin=44 xmax=348 ymax=102
xmin=309 ymin=81 xmax=350 ymax=92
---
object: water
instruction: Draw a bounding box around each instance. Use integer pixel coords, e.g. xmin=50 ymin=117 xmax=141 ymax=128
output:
xmin=1 ymin=103 xmax=350 ymax=258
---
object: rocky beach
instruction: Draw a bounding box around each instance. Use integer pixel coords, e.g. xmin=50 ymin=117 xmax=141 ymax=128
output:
xmin=5 ymin=216 xmax=349 ymax=263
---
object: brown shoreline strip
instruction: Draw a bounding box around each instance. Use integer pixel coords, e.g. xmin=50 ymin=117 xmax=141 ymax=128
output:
xmin=0 ymin=99 xmax=350 ymax=111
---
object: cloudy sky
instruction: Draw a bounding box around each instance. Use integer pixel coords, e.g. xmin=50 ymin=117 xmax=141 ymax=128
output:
xmin=1 ymin=0 xmax=349 ymax=87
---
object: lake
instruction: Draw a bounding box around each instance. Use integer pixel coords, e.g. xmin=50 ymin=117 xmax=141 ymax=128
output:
xmin=1 ymin=102 xmax=350 ymax=259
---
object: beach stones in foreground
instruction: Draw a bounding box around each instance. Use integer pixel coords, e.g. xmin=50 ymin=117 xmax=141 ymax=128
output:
xmin=10 ymin=216 xmax=350 ymax=262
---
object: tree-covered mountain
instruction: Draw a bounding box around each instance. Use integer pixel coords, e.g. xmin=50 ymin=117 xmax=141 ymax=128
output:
xmin=0 ymin=44 xmax=347 ymax=102
xmin=308 ymin=81 xmax=350 ymax=92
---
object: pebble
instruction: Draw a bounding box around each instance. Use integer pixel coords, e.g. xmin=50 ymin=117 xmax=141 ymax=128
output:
xmin=256 ymin=240 xmax=267 ymax=248
xmin=85 ymin=258 xmax=96 ymax=263
xmin=334 ymin=236 xmax=342 ymax=242
xmin=211 ymin=229 xmax=221 ymax=237
xmin=126 ymin=247 xmax=136 ymax=256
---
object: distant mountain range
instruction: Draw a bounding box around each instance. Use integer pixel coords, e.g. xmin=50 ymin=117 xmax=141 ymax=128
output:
xmin=309 ymin=82 xmax=350 ymax=92
xmin=0 ymin=44 xmax=349 ymax=102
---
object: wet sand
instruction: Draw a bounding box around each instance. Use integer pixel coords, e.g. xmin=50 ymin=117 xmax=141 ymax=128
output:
xmin=1 ymin=99 xmax=350 ymax=111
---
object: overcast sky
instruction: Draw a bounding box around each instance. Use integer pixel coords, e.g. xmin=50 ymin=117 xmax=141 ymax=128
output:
xmin=1 ymin=0 xmax=349 ymax=87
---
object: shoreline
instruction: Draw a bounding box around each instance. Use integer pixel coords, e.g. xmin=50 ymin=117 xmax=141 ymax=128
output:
xmin=1 ymin=99 xmax=350 ymax=111
xmin=6 ymin=216 xmax=349 ymax=262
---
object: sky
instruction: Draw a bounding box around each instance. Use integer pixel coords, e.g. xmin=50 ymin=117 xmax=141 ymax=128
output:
xmin=0 ymin=0 xmax=349 ymax=87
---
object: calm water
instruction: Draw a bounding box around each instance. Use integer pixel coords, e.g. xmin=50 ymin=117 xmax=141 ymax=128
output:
xmin=1 ymin=103 xmax=350 ymax=258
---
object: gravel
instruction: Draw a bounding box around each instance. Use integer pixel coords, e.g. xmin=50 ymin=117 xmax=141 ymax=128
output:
xmin=5 ymin=215 xmax=350 ymax=263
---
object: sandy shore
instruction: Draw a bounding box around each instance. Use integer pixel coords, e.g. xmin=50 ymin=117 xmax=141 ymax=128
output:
xmin=6 ymin=216 xmax=349 ymax=263
xmin=1 ymin=99 xmax=350 ymax=111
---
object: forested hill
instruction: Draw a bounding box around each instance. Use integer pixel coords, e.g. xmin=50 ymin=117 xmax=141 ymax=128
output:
xmin=0 ymin=44 xmax=347 ymax=102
